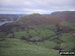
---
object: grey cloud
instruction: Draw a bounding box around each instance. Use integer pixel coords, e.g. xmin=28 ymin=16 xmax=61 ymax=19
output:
xmin=0 ymin=0 xmax=75 ymax=14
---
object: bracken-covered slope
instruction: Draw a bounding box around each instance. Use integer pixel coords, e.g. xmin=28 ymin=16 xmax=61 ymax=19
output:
xmin=49 ymin=11 xmax=75 ymax=24
xmin=17 ymin=13 xmax=64 ymax=25
xmin=17 ymin=11 xmax=75 ymax=25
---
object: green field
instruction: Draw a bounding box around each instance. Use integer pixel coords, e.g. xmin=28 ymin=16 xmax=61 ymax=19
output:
xmin=0 ymin=38 xmax=59 ymax=56
xmin=0 ymin=24 xmax=75 ymax=56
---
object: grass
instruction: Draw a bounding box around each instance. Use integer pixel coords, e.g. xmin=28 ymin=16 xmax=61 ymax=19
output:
xmin=60 ymin=21 xmax=75 ymax=29
xmin=60 ymin=42 xmax=75 ymax=50
xmin=0 ymin=24 xmax=75 ymax=56
xmin=0 ymin=38 xmax=59 ymax=56
xmin=8 ymin=27 xmax=56 ymax=40
xmin=36 ymin=40 xmax=57 ymax=49
xmin=60 ymin=33 xmax=75 ymax=50
xmin=60 ymin=33 xmax=75 ymax=43
xmin=0 ymin=33 xmax=8 ymax=37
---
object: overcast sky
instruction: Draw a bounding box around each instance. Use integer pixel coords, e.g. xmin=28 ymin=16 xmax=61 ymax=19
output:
xmin=0 ymin=0 xmax=75 ymax=14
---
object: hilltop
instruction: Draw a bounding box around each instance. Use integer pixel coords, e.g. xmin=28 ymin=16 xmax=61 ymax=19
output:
xmin=17 ymin=13 xmax=64 ymax=25
xmin=17 ymin=11 xmax=75 ymax=25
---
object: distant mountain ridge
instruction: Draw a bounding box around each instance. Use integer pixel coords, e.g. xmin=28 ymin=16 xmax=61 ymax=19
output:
xmin=0 ymin=14 xmax=26 ymax=16
xmin=49 ymin=11 xmax=75 ymax=24
xmin=0 ymin=14 xmax=26 ymax=21
xmin=50 ymin=11 xmax=75 ymax=16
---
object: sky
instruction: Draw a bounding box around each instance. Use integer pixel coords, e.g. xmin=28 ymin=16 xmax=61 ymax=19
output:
xmin=0 ymin=0 xmax=75 ymax=14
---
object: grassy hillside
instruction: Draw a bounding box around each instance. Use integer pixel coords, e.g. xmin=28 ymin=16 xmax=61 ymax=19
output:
xmin=0 ymin=38 xmax=59 ymax=56
xmin=0 ymin=11 xmax=75 ymax=56
xmin=60 ymin=21 xmax=75 ymax=29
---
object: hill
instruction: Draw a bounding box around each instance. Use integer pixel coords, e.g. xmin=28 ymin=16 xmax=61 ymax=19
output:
xmin=49 ymin=11 xmax=75 ymax=24
xmin=17 ymin=11 xmax=75 ymax=25
xmin=0 ymin=11 xmax=75 ymax=56
xmin=17 ymin=13 xmax=64 ymax=25
xmin=0 ymin=38 xmax=59 ymax=56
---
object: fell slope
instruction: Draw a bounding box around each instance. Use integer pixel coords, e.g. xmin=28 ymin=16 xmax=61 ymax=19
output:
xmin=17 ymin=13 xmax=64 ymax=25
xmin=0 ymin=38 xmax=59 ymax=56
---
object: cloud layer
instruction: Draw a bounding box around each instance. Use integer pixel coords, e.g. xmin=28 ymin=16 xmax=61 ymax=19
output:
xmin=0 ymin=0 xmax=75 ymax=14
